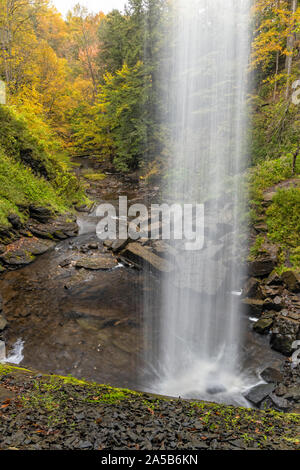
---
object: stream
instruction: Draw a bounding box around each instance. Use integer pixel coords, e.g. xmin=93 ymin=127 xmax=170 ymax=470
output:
xmin=0 ymin=157 xmax=285 ymax=400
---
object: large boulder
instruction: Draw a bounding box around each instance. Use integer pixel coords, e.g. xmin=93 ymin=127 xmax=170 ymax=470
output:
xmin=242 ymin=277 xmax=261 ymax=299
xmin=271 ymin=316 xmax=300 ymax=356
xmin=263 ymin=296 xmax=285 ymax=312
xmin=111 ymin=239 xmax=130 ymax=254
xmin=245 ymin=383 xmax=276 ymax=406
xmin=268 ymin=393 xmax=291 ymax=411
xmin=284 ymin=385 xmax=300 ymax=402
xmin=260 ymin=367 xmax=283 ymax=384
xmin=0 ymin=237 xmax=55 ymax=266
xmin=28 ymin=205 xmax=53 ymax=223
xmin=8 ymin=214 xmax=22 ymax=230
xmin=260 ymin=285 xmax=283 ymax=299
xmin=151 ymin=240 xmax=179 ymax=261
xmin=281 ymin=270 xmax=300 ymax=293
xmin=253 ymin=314 xmax=274 ymax=334
xmin=248 ymin=244 xmax=278 ymax=277
xmin=28 ymin=214 xmax=78 ymax=240
xmin=121 ymin=242 xmax=174 ymax=274
xmin=266 ymin=272 xmax=284 ymax=286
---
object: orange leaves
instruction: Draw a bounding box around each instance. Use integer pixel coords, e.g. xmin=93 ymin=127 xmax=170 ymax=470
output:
xmin=251 ymin=0 xmax=300 ymax=74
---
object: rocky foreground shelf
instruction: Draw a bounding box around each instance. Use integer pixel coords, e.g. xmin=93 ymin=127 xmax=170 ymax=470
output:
xmin=0 ymin=365 xmax=299 ymax=450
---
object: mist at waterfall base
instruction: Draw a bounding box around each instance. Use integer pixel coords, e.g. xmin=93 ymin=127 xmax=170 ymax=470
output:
xmin=142 ymin=0 xmax=257 ymax=406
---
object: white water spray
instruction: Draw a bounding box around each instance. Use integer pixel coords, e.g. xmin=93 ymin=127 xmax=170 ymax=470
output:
xmin=0 ymin=338 xmax=24 ymax=365
xmin=144 ymin=0 xmax=252 ymax=405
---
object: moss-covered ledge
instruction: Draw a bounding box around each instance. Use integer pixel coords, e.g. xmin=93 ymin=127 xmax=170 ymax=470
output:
xmin=0 ymin=364 xmax=299 ymax=450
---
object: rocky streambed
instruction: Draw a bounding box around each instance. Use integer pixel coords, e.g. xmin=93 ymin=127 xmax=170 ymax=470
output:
xmin=0 ymin=364 xmax=299 ymax=450
xmin=0 ymin=157 xmax=299 ymax=417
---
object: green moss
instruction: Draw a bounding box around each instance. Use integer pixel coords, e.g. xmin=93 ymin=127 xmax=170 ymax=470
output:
xmin=191 ymin=401 xmax=300 ymax=445
xmin=250 ymin=91 xmax=300 ymax=166
xmin=82 ymin=171 xmax=106 ymax=181
xmin=290 ymin=247 xmax=300 ymax=269
xmin=248 ymin=155 xmax=300 ymax=212
xmin=248 ymin=235 xmax=266 ymax=260
xmin=0 ymin=365 xmax=299 ymax=447
xmin=0 ymin=364 xmax=31 ymax=376
xmin=0 ymin=105 xmax=88 ymax=228
xmin=17 ymin=371 xmax=140 ymax=411
xmin=266 ymin=187 xmax=300 ymax=269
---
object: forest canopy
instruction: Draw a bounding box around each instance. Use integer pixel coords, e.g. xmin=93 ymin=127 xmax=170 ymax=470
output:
xmin=0 ymin=0 xmax=299 ymax=173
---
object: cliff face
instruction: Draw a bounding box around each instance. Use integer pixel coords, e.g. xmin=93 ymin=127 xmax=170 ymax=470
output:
xmin=244 ymin=154 xmax=300 ymax=358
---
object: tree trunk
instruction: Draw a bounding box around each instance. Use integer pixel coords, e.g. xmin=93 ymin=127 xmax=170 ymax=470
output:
xmin=273 ymin=51 xmax=280 ymax=101
xmin=292 ymin=145 xmax=299 ymax=174
xmin=285 ymin=0 xmax=298 ymax=99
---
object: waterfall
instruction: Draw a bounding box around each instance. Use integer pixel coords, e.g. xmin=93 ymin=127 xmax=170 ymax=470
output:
xmin=144 ymin=0 xmax=252 ymax=405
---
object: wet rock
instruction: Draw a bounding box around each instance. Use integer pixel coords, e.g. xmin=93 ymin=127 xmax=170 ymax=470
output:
xmin=264 ymin=296 xmax=285 ymax=312
xmin=0 ymin=226 xmax=17 ymax=245
xmin=0 ymin=363 xmax=299 ymax=450
xmin=79 ymin=440 xmax=93 ymax=449
xmin=269 ymin=393 xmax=291 ymax=411
xmin=29 ymin=205 xmax=53 ymax=223
xmin=242 ymin=298 xmax=264 ymax=317
xmin=151 ymin=240 xmax=178 ymax=262
xmin=260 ymin=367 xmax=283 ymax=384
xmin=0 ymin=238 xmax=55 ymax=266
xmin=121 ymin=242 xmax=174 ymax=274
xmin=242 ymin=278 xmax=261 ymax=299
xmin=290 ymin=404 xmax=300 ymax=414
xmin=8 ymin=214 xmax=22 ymax=230
xmin=29 ymin=226 xmax=73 ymax=240
xmin=59 ymin=259 xmax=71 ymax=268
xmin=253 ymin=315 xmax=274 ymax=334
xmin=275 ymin=384 xmax=288 ymax=397
xmin=290 ymin=296 xmax=300 ymax=314
xmin=87 ymin=243 xmax=99 ymax=250
xmin=284 ymin=385 xmax=300 ymax=402
xmin=0 ymin=315 xmax=7 ymax=331
xmin=111 ymin=239 xmax=130 ymax=253
xmin=75 ymin=254 xmax=118 ymax=270
xmin=28 ymin=214 xmax=78 ymax=241
xmin=271 ymin=316 xmax=300 ymax=356
xmin=261 ymin=285 xmax=283 ymax=299
xmin=245 ymin=383 xmax=276 ymax=406
xmin=281 ymin=270 xmax=300 ymax=293
xmin=266 ymin=272 xmax=284 ymax=286
xmin=248 ymin=244 xmax=278 ymax=277
xmin=0 ymin=340 xmax=5 ymax=360
xmin=75 ymin=204 xmax=89 ymax=212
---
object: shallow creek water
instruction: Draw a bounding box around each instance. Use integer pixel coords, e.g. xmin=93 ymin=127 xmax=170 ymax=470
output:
xmin=0 ymin=158 xmax=284 ymax=400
